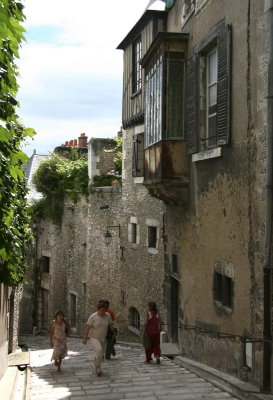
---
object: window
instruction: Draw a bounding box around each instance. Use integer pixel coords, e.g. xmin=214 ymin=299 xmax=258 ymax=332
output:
xmin=129 ymin=307 xmax=140 ymax=329
xmin=70 ymin=293 xmax=77 ymax=328
xmin=213 ymin=272 xmax=233 ymax=308
xmin=129 ymin=217 xmax=139 ymax=244
xmin=133 ymin=36 xmax=142 ymax=93
xmin=145 ymin=55 xmax=163 ymax=147
xmin=131 ymin=223 xmax=137 ymax=243
xmin=172 ymin=254 xmax=178 ymax=274
xmin=132 ymin=132 xmax=144 ymax=177
xmin=145 ymin=51 xmax=185 ymax=148
xmin=148 ymin=226 xmax=157 ymax=248
xmin=42 ymin=256 xmax=50 ymax=273
xmin=186 ymin=22 xmax=231 ymax=154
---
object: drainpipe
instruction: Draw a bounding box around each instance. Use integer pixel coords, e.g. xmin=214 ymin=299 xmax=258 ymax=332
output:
xmin=263 ymin=0 xmax=273 ymax=392
xmin=33 ymin=225 xmax=39 ymax=333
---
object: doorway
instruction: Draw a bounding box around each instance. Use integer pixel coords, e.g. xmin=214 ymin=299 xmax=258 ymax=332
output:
xmin=42 ymin=289 xmax=49 ymax=330
xmin=170 ymin=276 xmax=179 ymax=342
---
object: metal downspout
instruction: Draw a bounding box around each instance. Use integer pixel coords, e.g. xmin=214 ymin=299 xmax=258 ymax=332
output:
xmin=263 ymin=0 xmax=273 ymax=392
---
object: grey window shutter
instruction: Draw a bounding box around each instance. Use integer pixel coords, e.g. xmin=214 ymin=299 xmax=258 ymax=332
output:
xmin=216 ymin=25 xmax=231 ymax=146
xmin=185 ymin=57 xmax=197 ymax=154
xmin=132 ymin=134 xmax=138 ymax=177
xmin=166 ymin=56 xmax=185 ymax=139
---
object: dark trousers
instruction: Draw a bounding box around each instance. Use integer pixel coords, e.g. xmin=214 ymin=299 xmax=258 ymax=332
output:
xmin=105 ymin=328 xmax=117 ymax=359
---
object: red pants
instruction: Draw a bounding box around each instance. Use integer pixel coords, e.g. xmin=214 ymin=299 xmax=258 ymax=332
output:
xmin=145 ymin=333 xmax=161 ymax=360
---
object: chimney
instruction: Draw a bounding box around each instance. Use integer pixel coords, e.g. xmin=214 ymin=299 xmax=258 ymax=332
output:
xmin=78 ymin=133 xmax=88 ymax=147
xmin=73 ymin=139 xmax=78 ymax=146
xmin=65 ymin=141 xmax=69 ymax=146
xmin=69 ymin=140 xmax=74 ymax=146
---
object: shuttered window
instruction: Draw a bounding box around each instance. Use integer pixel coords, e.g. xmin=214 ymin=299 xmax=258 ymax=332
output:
xmin=166 ymin=53 xmax=185 ymax=139
xmin=132 ymin=133 xmax=144 ymax=177
xmin=185 ymin=23 xmax=231 ymax=154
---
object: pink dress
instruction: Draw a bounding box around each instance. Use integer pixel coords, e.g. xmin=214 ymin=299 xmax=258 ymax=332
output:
xmin=51 ymin=321 xmax=67 ymax=361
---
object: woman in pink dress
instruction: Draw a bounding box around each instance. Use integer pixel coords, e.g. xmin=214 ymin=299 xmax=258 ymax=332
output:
xmin=49 ymin=310 xmax=70 ymax=372
xmin=144 ymin=301 xmax=162 ymax=364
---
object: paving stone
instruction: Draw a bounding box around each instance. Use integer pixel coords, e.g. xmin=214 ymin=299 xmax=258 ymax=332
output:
xmin=20 ymin=335 xmax=240 ymax=400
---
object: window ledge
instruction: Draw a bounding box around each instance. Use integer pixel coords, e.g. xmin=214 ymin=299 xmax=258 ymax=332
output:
xmin=128 ymin=326 xmax=141 ymax=336
xmin=148 ymin=247 xmax=159 ymax=255
xmin=192 ymin=147 xmax=222 ymax=162
xmin=134 ymin=176 xmax=144 ymax=184
xmin=214 ymin=300 xmax=233 ymax=315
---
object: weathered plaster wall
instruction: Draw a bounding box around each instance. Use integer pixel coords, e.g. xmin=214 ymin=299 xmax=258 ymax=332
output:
xmin=163 ymin=0 xmax=267 ymax=386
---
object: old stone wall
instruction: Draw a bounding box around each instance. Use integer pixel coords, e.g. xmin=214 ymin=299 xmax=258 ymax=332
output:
xmin=119 ymin=126 xmax=165 ymax=339
xmin=88 ymin=137 xmax=118 ymax=179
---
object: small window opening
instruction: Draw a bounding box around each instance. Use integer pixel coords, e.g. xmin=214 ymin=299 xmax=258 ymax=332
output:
xmin=42 ymin=256 xmax=50 ymax=273
xmin=148 ymin=226 xmax=157 ymax=248
xmin=214 ymin=272 xmax=232 ymax=308
xmin=129 ymin=307 xmax=140 ymax=329
xmin=172 ymin=254 xmax=178 ymax=274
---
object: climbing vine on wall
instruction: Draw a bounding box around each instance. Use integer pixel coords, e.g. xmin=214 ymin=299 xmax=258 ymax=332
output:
xmin=31 ymin=153 xmax=89 ymax=223
xmin=0 ymin=1 xmax=35 ymax=286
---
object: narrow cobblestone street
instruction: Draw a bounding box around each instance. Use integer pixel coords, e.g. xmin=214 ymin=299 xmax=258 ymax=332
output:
xmin=18 ymin=335 xmax=240 ymax=400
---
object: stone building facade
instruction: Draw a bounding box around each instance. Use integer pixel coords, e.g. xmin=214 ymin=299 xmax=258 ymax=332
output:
xmin=19 ymin=0 xmax=273 ymax=393
xmin=117 ymin=0 xmax=272 ymax=392
xmin=20 ymin=135 xmax=165 ymax=344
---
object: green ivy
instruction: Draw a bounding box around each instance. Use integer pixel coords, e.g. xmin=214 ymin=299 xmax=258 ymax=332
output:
xmin=0 ymin=1 xmax=35 ymax=286
xmin=31 ymin=153 xmax=89 ymax=223
xmin=91 ymin=174 xmax=121 ymax=187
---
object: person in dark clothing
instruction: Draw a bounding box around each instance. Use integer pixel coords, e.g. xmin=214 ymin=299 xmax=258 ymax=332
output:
xmin=143 ymin=301 xmax=162 ymax=364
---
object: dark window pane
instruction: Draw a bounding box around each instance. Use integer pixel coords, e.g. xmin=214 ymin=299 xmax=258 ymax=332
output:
xmin=148 ymin=226 xmax=157 ymax=248
xmin=42 ymin=256 xmax=50 ymax=273
xmin=70 ymin=294 xmax=77 ymax=328
xmin=172 ymin=254 xmax=178 ymax=274
xmin=166 ymin=58 xmax=185 ymax=139
xmin=133 ymin=37 xmax=142 ymax=93
xmin=129 ymin=307 xmax=140 ymax=329
xmin=208 ymin=114 xmax=217 ymax=146
xmin=132 ymin=223 xmax=137 ymax=243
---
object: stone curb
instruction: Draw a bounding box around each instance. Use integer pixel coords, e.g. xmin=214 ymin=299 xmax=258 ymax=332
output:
xmin=0 ymin=366 xmax=19 ymax=400
xmin=172 ymin=356 xmax=272 ymax=400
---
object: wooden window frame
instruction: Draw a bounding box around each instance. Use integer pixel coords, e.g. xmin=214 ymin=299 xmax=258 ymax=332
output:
xmin=186 ymin=22 xmax=231 ymax=154
xmin=132 ymin=132 xmax=144 ymax=177
xmin=132 ymin=36 xmax=142 ymax=94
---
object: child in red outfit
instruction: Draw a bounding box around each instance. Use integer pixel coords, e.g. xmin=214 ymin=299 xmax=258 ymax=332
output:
xmin=144 ymin=301 xmax=162 ymax=364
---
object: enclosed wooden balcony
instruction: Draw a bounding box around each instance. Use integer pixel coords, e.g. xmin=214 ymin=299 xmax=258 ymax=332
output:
xmin=142 ymin=32 xmax=189 ymax=205
xmin=144 ymin=140 xmax=189 ymax=205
